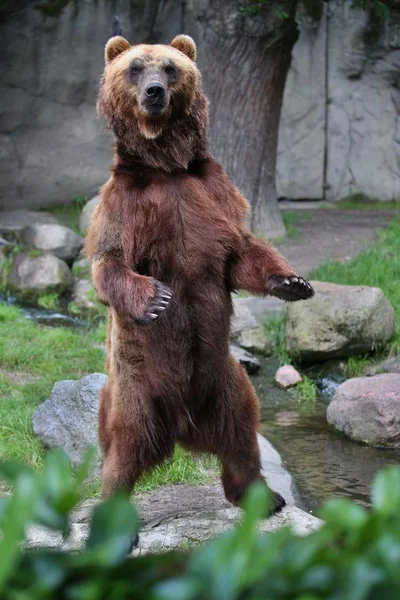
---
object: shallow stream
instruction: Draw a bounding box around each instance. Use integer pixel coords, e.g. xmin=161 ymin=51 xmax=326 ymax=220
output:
xmin=253 ymin=357 xmax=400 ymax=512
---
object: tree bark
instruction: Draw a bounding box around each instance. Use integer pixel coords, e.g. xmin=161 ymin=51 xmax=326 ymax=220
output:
xmin=189 ymin=0 xmax=298 ymax=239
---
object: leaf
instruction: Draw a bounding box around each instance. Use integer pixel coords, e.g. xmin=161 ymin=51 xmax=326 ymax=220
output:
xmin=0 ymin=471 xmax=39 ymax=592
xmin=371 ymin=467 xmax=400 ymax=515
xmin=0 ymin=459 xmax=31 ymax=483
xmin=319 ymin=498 xmax=368 ymax=530
xmin=86 ymin=492 xmax=139 ymax=566
xmin=153 ymin=578 xmax=199 ymax=600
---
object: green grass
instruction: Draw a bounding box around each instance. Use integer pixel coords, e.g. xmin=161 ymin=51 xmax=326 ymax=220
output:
xmin=0 ymin=303 xmax=216 ymax=495
xmin=45 ymin=196 xmax=86 ymax=233
xmin=290 ymin=375 xmax=317 ymax=405
xmin=310 ymin=220 xmax=400 ymax=359
xmin=331 ymin=194 xmax=400 ymax=211
xmin=281 ymin=211 xmax=312 ymax=239
xmin=262 ymin=315 xmax=290 ymax=365
xmin=37 ymin=292 xmax=59 ymax=310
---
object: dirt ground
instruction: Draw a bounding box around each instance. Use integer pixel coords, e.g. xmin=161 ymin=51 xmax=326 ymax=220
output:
xmin=276 ymin=207 xmax=397 ymax=275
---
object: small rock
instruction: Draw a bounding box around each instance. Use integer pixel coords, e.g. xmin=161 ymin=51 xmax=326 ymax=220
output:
xmin=327 ymin=373 xmax=400 ymax=447
xmin=79 ymin=195 xmax=100 ymax=232
xmin=72 ymin=279 xmax=96 ymax=313
xmin=230 ymin=345 xmax=260 ymax=373
xmin=238 ymin=327 xmax=274 ymax=356
xmin=21 ymin=224 xmax=83 ymax=262
xmin=33 ymin=373 xmax=107 ymax=470
xmin=285 ymin=281 xmax=395 ymax=362
xmin=8 ymin=252 xmax=72 ymax=300
xmin=364 ymin=356 xmax=400 ymax=376
xmin=0 ymin=210 xmax=58 ymax=242
xmin=275 ymin=365 xmax=303 ymax=389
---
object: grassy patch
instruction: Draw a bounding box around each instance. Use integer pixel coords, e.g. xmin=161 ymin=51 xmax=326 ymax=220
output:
xmin=37 ymin=292 xmax=59 ymax=310
xmin=281 ymin=211 xmax=311 ymax=239
xmin=290 ymin=375 xmax=317 ymax=405
xmin=45 ymin=196 xmax=86 ymax=234
xmin=310 ymin=220 xmax=400 ymax=359
xmin=0 ymin=303 xmax=215 ymax=494
xmin=332 ymin=194 xmax=400 ymax=211
xmin=344 ymin=355 xmax=373 ymax=378
xmin=262 ymin=314 xmax=290 ymax=365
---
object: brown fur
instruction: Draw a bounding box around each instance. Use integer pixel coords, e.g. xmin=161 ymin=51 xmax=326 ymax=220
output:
xmin=86 ymin=36 xmax=301 ymax=510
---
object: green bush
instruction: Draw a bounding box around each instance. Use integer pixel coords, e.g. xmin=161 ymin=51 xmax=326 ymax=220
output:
xmin=1 ymin=451 xmax=400 ymax=599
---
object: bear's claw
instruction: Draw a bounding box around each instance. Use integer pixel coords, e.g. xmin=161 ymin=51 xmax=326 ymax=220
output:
xmin=267 ymin=275 xmax=314 ymax=302
xmin=132 ymin=279 xmax=173 ymax=325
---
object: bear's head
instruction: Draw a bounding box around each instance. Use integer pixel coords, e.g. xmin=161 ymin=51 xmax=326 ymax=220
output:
xmin=98 ymin=35 xmax=209 ymax=170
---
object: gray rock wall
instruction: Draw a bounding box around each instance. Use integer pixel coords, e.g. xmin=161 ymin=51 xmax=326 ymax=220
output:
xmin=1 ymin=0 xmax=400 ymax=209
xmin=0 ymin=0 xmax=189 ymax=210
xmin=276 ymin=4 xmax=327 ymax=200
xmin=277 ymin=0 xmax=400 ymax=201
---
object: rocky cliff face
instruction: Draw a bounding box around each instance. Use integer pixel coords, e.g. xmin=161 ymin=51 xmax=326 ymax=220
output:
xmin=0 ymin=0 xmax=188 ymax=210
xmin=1 ymin=0 xmax=400 ymax=209
xmin=277 ymin=0 xmax=400 ymax=201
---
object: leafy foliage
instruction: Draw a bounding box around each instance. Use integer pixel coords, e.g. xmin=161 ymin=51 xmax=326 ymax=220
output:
xmin=1 ymin=451 xmax=400 ymax=599
xmin=352 ymin=0 xmax=391 ymax=19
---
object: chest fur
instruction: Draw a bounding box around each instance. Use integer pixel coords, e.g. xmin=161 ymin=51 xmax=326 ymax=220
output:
xmin=121 ymin=174 xmax=237 ymax=280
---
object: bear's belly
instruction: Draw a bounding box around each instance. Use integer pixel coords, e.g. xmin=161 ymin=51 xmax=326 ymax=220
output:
xmin=112 ymin=276 xmax=233 ymax=393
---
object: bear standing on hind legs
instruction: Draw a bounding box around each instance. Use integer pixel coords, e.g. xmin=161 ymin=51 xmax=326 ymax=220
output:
xmin=86 ymin=34 xmax=314 ymax=513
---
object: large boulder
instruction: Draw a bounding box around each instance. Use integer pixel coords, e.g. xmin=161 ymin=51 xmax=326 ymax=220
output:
xmin=285 ymin=281 xmax=395 ymax=362
xmin=8 ymin=252 xmax=72 ymax=300
xmin=238 ymin=327 xmax=274 ymax=356
xmin=79 ymin=195 xmax=100 ymax=232
xmin=327 ymin=374 xmax=400 ymax=447
xmin=365 ymin=356 xmax=400 ymax=377
xmin=71 ymin=278 xmax=97 ymax=314
xmin=231 ymin=296 xmax=283 ymax=339
xmin=26 ymin=488 xmax=322 ymax=554
xmin=33 ymin=373 xmax=107 ymax=469
xmin=0 ymin=210 xmax=58 ymax=242
xmin=21 ymin=224 xmax=83 ymax=262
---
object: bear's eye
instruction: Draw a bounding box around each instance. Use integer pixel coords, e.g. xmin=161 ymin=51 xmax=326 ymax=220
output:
xmin=127 ymin=62 xmax=143 ymax=83
xmin=164 ymin=64 xmax=178 ymax=80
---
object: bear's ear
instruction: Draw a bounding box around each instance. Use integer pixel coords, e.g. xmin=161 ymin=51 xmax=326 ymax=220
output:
xmin=105 ymin=36 xmax=131 ymax=63
xmin=170 ymin=35 xmax=196 ymax=61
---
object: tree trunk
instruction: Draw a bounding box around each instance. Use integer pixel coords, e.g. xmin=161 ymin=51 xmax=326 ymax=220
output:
xmin=190 ymin=0 xmax=298 ymax=239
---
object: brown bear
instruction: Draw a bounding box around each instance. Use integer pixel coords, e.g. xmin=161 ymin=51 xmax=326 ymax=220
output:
xmin=86 ymin=34 xmax=314 ymax=513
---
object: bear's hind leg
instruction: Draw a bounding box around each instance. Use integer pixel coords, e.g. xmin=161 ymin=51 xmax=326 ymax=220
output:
xmin=101 ymin=383 xmax=175 ymax=499
xmin=213 ymin=362 xmax=285 ymax=515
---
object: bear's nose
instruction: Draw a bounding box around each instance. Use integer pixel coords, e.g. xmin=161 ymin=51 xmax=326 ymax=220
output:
xmin=145 ymin=83 xmax=165 ymax=100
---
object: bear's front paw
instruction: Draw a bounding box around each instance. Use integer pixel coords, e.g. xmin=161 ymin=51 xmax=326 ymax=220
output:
xmin=267 ymin=275 xmax=314 ymax=302
xmin=132 ymin=279 xmax=173 ymax=325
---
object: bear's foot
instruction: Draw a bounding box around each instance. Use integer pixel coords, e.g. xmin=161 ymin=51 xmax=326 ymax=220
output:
xmin=267 ymin=275 xmax=314 ymax=302
xmin=268 ymin=490 xmax=286 ymax=516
